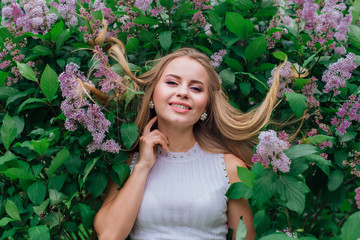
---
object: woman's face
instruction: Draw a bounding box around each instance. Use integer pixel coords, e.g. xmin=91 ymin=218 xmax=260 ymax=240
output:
xmin=152 ymin=56 xmax=210 ymax=128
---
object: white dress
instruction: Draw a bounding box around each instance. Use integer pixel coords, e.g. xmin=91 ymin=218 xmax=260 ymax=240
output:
xmin=129 ymin=142 xmax=230 ymax=239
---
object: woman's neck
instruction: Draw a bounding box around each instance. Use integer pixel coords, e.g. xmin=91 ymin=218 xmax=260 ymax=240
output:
xmin=157 ymin=121 xmax=196 ymax=152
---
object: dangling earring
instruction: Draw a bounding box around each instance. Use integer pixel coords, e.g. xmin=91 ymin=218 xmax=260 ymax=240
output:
xmin=149 ymin=100 xmax=154 ymax=109
xmin=200 ymin=112 xmax=207 ymax=121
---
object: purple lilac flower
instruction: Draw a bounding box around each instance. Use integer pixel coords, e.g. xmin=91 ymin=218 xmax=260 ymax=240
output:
xmin=322 ymin=53 xmax=357 ymax=95
xmin=210 ymin=50 xmax=226 ymax=68
xmin=134 ymin=0 xmax=152 ymax=11
xmin=150 ymin=7 xmax=163 ymax=17
xmin=93 ymin=46 xmax=124 ymax=95
xmin=252 ymin=130 xmax=291 ymax=173
xmin=331 ymin=95 xmax=360 ymax=135
xmin=59 ymin=62 xmax=120 ymax=153
xmin=2 ymin=0 xmax=57 ymax=35
xmin=51 ymin=0 xmax=77 ymax=26
xmin=355 ymin=187 xmax=360 ymax=210
xmin=268 ymin=62 xmax=294 ymax=98
xmin=302 ymin=76 xmax=319 ymax=109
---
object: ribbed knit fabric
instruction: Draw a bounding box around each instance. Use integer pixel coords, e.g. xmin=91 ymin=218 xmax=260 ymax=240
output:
xmin=129 ymin=142 xmax=230 ymax=240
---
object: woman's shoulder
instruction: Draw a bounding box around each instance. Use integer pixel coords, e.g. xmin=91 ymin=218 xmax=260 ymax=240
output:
xmin=223 ymin=153 xmax=247 ymax=184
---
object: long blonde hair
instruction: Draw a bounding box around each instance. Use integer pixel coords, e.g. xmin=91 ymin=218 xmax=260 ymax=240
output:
xmin=104 ymin=38 xmax=280 ymax=166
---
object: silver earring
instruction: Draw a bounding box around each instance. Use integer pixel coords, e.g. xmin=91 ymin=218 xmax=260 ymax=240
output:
xmin=149 ymin=100 xmax=154 ymax=109
xmin=200 ymin=112 xmax=207 ymax=121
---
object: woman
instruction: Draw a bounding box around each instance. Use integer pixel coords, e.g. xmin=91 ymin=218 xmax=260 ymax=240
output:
xmin=93 ymin=44 xmax=280 ymax=240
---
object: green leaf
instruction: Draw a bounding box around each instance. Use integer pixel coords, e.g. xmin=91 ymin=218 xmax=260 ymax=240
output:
xmin=87 ymin=172 xmax=108 ymax=198
xmin=305 ymin=135 xmax=334 ymax=145
xmin=133 ymin=16 xmax=159 ymax=26
xmin=50 ymin=21 xmax=64 ymax=41
xmin=6 ymin=88 xmax=34 ymax=106
xmin=32 ymin=45 xmax=53 ymax=57
xmin=40 ymin=64 xmax=59 ymax=102
xmin=1 ymin=114 xmax=17 ymax=150
xmin=17 ymin=98 xmax=47 ymax=114
xmin=225 ymin=12 xmax=254 ymax=40
xmin=27 ymin=182 xmax=46 ymax=206
xmin=174 ymin=2 xmax=192 ymax=19
xmin=302 ymin=47 xmax=324 ymax=68
xmin=75 ymin=203 xmax=95 ymax=229
xmin=225 ymin=57 xmax=243 ymax=72
xmin=294 ymin=78 xmax=311 ymax=89
xmin=253 ymin=6 xmax=278 ymax=17
xmin=239 ymin=82 xmax=251 ymax=97
xmin=2 ymin=167 xmax=36 ymax=181
xmin=16 ymin=62 xmax=38 ymax=82
xmin=235 ymin=217 xmax=247 ymax=240
xmin=47 ymin=148 xmax=70 ymax=178
xmin=259 ymin=233 xmax=295 ymax=240
xmin=208 ymin=10 xmax=221 ymax=35
xmin=252 ymin=169 xmax=276 ymax=204
xmin=353 ymin=0 xmax=360 ymax=24
xmin=327 ymin=170 xmax=344 ymax=191
xmin=273 ymin=51 xmax=287 ymax=61
xmin=33 ymin=199 xmax=50 ymax=216
xmin=349 ymin=25 xmax=360 ymax=49
xmin=49 ymin=189 xmax=69 ymax=206
xmin=0 ymin=71 xmax=8 ymax=86
xmin=235 ymin=0 xmax=254 ymax=10
xmin=159 ymin=31 xmax=172 ymax=51
xmin=31 ymin=139 xmax=50 ymax=156
xmin=253 ymin=210 xmax=271 ymax=235
xmin=91 ymin=10 xmax=102 ymax=21
xmin=56 ymin=29 xmax=71 ymax=52
xmin=126 ymin=37 xmax=139 ymax=51
xmin=28 ymin=225 xmax=50 ymax=240
xmin=285 ymin=92 xmax=307 ymax=118
xmin=159 ymin=0 xmax=174 ymax=9
xmin=112 ymin=163 xmax=130 ymax=187
xmin=82 ymin=157 xmax=99 ymax=184
xmin=46 ymin=212 xmax=63 ymax=226
xmin=340 ymin=211 xmax=360 ymax=240
xmin=245 ymin=37 xmax=267 ymax=63
xmin=64 ymin=153 xmax=81 ymax=175
xmin=220 ymin=68 xmax=235 ymax=89
xmin=303 ymin=154 xmax=331 ymax=176
xmin=0 ymin=217 xmax=16 ymax=227
xmin=139 ymin=30 xmax=156 ymax=45
xmin=226 ymin=182 xmax=252 ymax=199
xmin=277 ymin=175 xmax=309 ymax=214
xmin=237 ymin=166 xmax=255 ymax=187
xmin=0 ymin=151 xmax=17 ymax=165
xmin=284 ymin=144 xmax=318 ymax=160
xmin=0 ymin=87 xmax=20 ymax=101
xmin=5 ymin=199 xmax=21 ymax=221
xmin=121 ymin=122 xmax=138 ymax=149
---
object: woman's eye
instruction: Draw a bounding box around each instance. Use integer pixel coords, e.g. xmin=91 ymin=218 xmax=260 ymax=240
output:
xmin=191 ymin=87 xmax=203 ymax=92
xmin=166 ymin=81 xmax=177 ymax=85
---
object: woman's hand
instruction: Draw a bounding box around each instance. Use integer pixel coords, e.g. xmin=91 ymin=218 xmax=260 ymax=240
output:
xmin=137 ymin=117 xmax=169 ymax=170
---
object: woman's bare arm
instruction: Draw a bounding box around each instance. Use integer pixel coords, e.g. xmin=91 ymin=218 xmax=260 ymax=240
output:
xmin=225 ymin=153 xmax=256 ymax=240
xmin=93 ymin=117 xmax=169 ymax=240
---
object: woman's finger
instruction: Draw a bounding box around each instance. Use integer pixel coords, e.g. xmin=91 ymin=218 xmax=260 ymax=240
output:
xmin=142 ymin=116 xmax=158 ymax=135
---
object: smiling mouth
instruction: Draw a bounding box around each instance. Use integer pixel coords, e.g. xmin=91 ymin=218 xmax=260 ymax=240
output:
xmin=170 ymin=103 xmax=192 ymax=110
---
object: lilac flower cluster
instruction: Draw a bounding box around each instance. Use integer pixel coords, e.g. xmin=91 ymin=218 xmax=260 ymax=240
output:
xmin=59 ymin=63 xmax=120 ymax=154
xmin=331 ymin=94 xmax=360 ymax=135
xmin=322 ymin=53 xmax=357 ymax=95
xmin=302 ymin=76 xmax=319 ymax=110
xmin=266 ymin=0 xmax=292 ymax=49
xmin=116 ymin=1 xmax=147 ymax=33
xmin=288 ymin=0 xmax=351 ymax=53
xmin=190 ymin=0 xmax=212 ymax=31
xmin=2 ymin=0 xmax=57 ymax=35
xmin=355 ymin=187 xmax=360 ymax=209
xmin=268 ymin=62 xmax=295 ymax=97
xmin=50 ymin=0 xmax=77 ymax=26
xmin=252 ymin=130 xmax=291 ymax=173
xmin=93 ymin=46 xmax=124 ymax=96
xmin=134 ymin=0 xmax=152 ymax=11
xmin=343 ymin=151 xmax=360 ymax=178
xmin=210 ymin=50 xmax=226 ymax=68
xmin=78 ymin=1 xmax=117 ymax=42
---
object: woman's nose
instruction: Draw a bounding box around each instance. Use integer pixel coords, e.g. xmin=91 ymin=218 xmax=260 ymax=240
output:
xmin=176 ymin=85 xmax=189 ymax=98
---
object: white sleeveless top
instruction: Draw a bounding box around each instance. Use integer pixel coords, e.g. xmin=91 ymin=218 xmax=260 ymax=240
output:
xmin=129 ymin=142 xmax=230 ymax=240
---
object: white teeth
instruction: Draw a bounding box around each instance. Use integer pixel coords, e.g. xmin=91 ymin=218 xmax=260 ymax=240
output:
xmin=172 ymin=104 xmax=190 ymax=109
